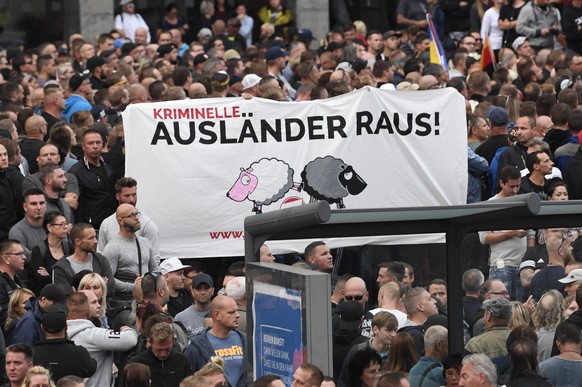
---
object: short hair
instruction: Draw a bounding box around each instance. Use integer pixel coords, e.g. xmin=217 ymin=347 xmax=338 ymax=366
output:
xmin=0 ymin=138 xmax=16 ymax=162
xmin=70 ymin=223 xmax=93 ymax=243
xmin=523 ymin=82 xmax=541 ymax=102
xmin=462 ymin=269 xmax=484 ymax=293
xmin=403 ymin=287 xmax=427 ymax=314
xmin=468 ymin=71 xmax=490 ymax=92
xmin=225 ymin=276 xmax=245 ymax=301
xmin=555 ymin=320 xmax=582 ymax=345
xmin=115 ymin=176 xmax=137 ymax=193
xmin=558 ymin=88 xmax=578 ymax=108
xmin=43 ymin=211 xmax=65 ymax=232
xmin=379 ymin=262 xmax=405 ymax=282
xmin=428 ymin=278 xmax=447 ymax=289
xmin=526 ymin=151 xmax=544 ymax=172
xmin=304 ymin=241 xmax=326 ymax=259
xmin=24 ymin=188 xmax=45 ymax=201
xmin=296 ymin=363 xmax=323 ymax=386
xmin=372 ymin=310 xmax=399 ymax=331
xmin=122 ymin=363 xmax=151 ymax=387
xmin=6 ymin=343 xmax=34 ymax=363
xmin=172 ymin=66 xmax=191 ymax=87
xmin=39 ymin=164 xmax=62 ymax=186
xmin=374 ymin=371 xmax=409 ymax=387
xmin=424 ymin=325 xmax=447 ymax=350
xmin=373 ymin=60 xmax=392 ymax=78
xmin=148 ymin=322 xmax=174 ymax=342
xmin=550 ymin=102 xmax=571 ymax=126
xmin=56 ymin=375 xmax=84 ymax=387
xmin=498 ymin=165 xmax=521 ymax=183
xmin=568 ymin=108 xmax=582 ymax=133
xmin=479 ymin=278 xmax=503 ymax=299
xmin=462 ymin=353 xmax=497 ymax=385
xmin=253 ymin=374 xmax=282 ymax=387
xmin=0 ymin=239 xmax=20 ymax=256
xmin=536 ymin=94 xmax=556 ymax=117
xmin=149 ymin=80 xmax=167 ymax=100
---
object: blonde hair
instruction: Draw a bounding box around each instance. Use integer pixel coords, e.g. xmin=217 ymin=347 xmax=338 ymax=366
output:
xmin=5 ymin=288 xmax=34 ymax=330
xmin=509 ymin=301 xmax=531 ymax=330
xmin=78 ymin=273 xmax=107 ymax=317
xmin=21 ymin=366 xmax=56 ymax=387
xmin=195 ymin=356 xmax=225 ymax=378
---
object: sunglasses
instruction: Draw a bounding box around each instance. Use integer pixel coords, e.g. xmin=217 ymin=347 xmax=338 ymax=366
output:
xmin=144 ymin=272 xmax=161 ymax=294
xmin=345 ymin=294 xmax=365 ymax=301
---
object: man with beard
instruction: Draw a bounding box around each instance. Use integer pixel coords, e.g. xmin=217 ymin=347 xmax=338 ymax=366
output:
xmin=175 ymin=273 xmax=215 ymax=336
xmin=86 ymin=56 xmax=108 ymax=91
xmin=52 ymin=223 xmax=114 ymax=297
xmin=102 ymin=203 xmax=158 ymax=308
xmin=98 ymin=177 xmax=159 ymax=260
xmin=39 ymin=164 xmax=74 ymax=224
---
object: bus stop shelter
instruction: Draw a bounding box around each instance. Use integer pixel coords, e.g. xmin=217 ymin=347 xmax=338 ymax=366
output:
xmin=244 ymin=193 xmax=582 ymax=354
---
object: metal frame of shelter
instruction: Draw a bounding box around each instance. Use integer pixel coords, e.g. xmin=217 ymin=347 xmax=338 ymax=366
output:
xmin=244 ymin=193 xmax=582 ymax=354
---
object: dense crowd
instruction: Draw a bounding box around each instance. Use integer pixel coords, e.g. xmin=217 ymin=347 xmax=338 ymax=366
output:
xmin=1 ymin=0 xmax=582 ymax=386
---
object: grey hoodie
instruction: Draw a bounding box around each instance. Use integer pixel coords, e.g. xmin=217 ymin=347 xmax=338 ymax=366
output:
xmin=67 ymin=319 xmax=137 ymax=387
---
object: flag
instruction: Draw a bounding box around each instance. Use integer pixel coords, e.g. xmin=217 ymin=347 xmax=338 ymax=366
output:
xmin=480 ymin=34 xmax=497 ymax=73
xmin=426 ymin=13 xmax=448 ymax=70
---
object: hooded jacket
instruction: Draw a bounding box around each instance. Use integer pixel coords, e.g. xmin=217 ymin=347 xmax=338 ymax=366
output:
xmin=9 ymin=299 xmax=44 ymax=346
xmin=67 ymin=319 xmax=137 ymax=387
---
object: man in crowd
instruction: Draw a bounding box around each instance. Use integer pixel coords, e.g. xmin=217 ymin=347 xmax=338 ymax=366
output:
xmin=159 ymin=257 xmax=191 ymax=317
xmin=184 ymin=295 xmax=247 ymax=387
xmin=175 ymin=272 xmax=214 ymax=335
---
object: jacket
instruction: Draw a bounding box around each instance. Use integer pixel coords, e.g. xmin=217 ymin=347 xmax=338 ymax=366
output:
xmin=563 ymin=146 xmax=582 ymax=199
xmin=33 ymin=337 xmax=97 ymax=381
xmin=126 ymin=348 xmax=192 ymax=387
xmin=52 ymin=252 xmax=115 ymax=297
xmin=0 ymin=168 xmax=22 ymax=241
xmin=67 ymin=319 xmax=137 ymax=387
xmin=184 ymin=327 xmax=247 ymax=387
xmin=63 ymin=94 xmax=92 ymax=123
xmin=0 ymin=272 xmax=22 ymax=328
xmin=516 ymin=1 xmax=561 ymax=49
xmin=9 ymin=299 xmax=44 ymax=346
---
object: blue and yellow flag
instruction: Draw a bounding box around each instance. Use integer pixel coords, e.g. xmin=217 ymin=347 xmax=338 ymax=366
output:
xmin=426 ymin=13 xmax=448 ymax=70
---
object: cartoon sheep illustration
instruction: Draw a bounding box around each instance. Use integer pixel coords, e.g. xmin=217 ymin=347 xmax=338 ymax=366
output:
xmin=301 ymin=156 xmax=367 ymax=208
xmin=226 ymin=157 xmax=301 ymax=213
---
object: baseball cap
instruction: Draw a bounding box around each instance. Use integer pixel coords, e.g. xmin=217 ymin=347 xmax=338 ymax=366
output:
xmin=192 ymin=273 xmax=214 ymax=288
xmin=512 ymin=36 xmax=528 ymax=52
xmin=197 ymin=28 xmax=213 ymax=40
xmin=121 ymin=42 xmax=137 ymax=55
xmin=481 ymin=298 xmax=512 ymax=319
xmin=159 ymin=257 xmax=191 ymax=275
xmin=488 ymin=106 xmax=510 ymax=126
xmin=193 ymin=53 xmax=209 ymax=67
xmin=298 ymin=29 xmax=313 ymax=41
xmin=114 ymin=38 xmax=126 ymax=49
xmin=157 ymin=43 xmax=177 ymax=57
xmin=555 ymin=76 xmax=573 ymax=94
xmin=242 ymin=74 xmax=261 ymax=90
xmin=559 ymin=269 xmax=582 ymax=284
xmin=383 ymin=30 xmax=403 ymax=40
xmin=68 ymin=70 xmax=91 ymax=92
xmin=224 ymin=49 xmax=241 ymax=60
xmin=41 ymin=303 xmax=69 ymax=334
xmin=86 ymin=56 xmax=107 ymax=72
xmin=40 ymin=283 xmax=67 ymax=304
xmin=265 ymin=47 xmax=289 ymax=61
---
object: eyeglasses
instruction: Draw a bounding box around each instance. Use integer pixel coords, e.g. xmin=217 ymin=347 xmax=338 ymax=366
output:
xmin=120 ymin=211 xmax=140 ymax=219
xmin=4 ymin=252 xmax=25 ymax=257
xmin=50 ymin=222 xmax=70 ymax=228
xmin=345 ymin=294 xmax=365 ymax=301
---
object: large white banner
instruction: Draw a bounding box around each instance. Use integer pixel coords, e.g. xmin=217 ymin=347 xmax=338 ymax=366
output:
xmin=124 ymin=87 xmax=467 ymax=258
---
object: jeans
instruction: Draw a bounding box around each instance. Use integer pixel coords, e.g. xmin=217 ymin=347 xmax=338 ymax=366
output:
xmin=489 ymin=265 xmax=523 ymax=301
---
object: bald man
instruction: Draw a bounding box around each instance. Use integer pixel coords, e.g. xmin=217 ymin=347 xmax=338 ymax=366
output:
xmin=336 ymin=276 xmax=374 ymax=337
xmin=102 ymin=203 xmax=158 ymax=308
xmin=21 ymin=115 xmax=48 ymax=174
xmin=184 ymin=296 xmax=247 ymax=387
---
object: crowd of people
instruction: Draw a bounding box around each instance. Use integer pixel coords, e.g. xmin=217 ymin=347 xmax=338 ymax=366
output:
xmin=0 ymin=0 xmax=582 ymax=385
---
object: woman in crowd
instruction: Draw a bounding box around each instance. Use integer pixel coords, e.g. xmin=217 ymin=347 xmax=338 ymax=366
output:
xmin=21 ymin=366 xmax=56 ymax=387
xmin=29 ymin=211 xmax=72 ymax=296
xmin=3 ymin=288 xmax=34 ymax=342
xmin=383 ymin=332 xmax=419 ymax=373
xmin=78 ymin=272 xmax=109 ymax=328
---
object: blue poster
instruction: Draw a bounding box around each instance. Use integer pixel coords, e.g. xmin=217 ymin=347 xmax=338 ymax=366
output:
xmin=253 ymin=282 xmax=303 ymax=386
